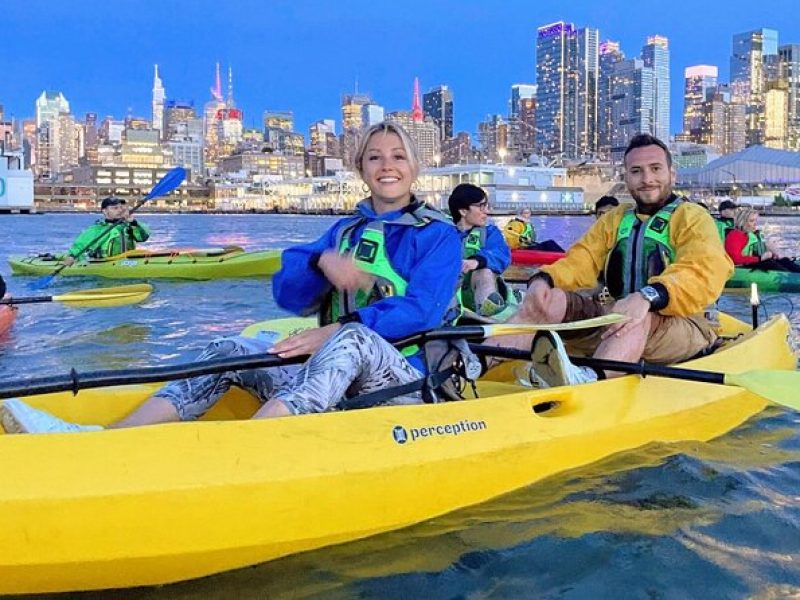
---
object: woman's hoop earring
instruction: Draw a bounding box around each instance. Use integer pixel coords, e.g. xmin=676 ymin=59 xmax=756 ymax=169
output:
xmin=361 ymin=183 xmax=370 ymax=194
xmin=411 ymin=182 xmax=418 ymax=193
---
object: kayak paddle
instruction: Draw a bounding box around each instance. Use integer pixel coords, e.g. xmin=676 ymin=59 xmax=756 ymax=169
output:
xmin=32 ymin=167 xmax=187 ymax=289
xmin=0 ymin=314 xmax=626 ymax=399
xmin=0 ymin=284 xmax=153 ymax=309
xmin=470 ymin=344 xmax=798 ymax=408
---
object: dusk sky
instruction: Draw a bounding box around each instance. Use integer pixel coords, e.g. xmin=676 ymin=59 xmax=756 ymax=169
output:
xmin=3 ymin=0 xmax=799 ymax=137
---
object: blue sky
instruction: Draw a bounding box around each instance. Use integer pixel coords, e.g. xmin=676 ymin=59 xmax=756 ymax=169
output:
xmin=2 ymin=0 xmax=799 ymax=138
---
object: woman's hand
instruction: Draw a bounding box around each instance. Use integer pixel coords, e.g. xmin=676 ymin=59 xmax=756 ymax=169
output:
xmin=318 ymin=251 xmax=374 ymax=292
xmin=761 ymin=250 xmax=774 ymax=260
xmin=269 ymin=323 xmax=341 ymax=358
xmin=461 ymin=258 xmax=479 ymax=273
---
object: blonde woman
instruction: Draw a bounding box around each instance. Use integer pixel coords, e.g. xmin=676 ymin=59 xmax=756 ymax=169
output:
xmin=724 ymin=207 xmax=800 ymax=272
xmin=2 ymin=123 xmax=464 ymax=433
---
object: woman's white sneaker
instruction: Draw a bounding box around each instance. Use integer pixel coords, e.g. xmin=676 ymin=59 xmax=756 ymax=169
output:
xmin=0 ymin=399 xmax=102 ymax=434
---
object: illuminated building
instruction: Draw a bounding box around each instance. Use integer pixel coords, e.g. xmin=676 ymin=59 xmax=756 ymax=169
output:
xmin=642 ymin=35 xmax=670 ymax=142
xmin=423 ymin=85 xmax=454 ymax=141
xmin=779 ymin=44 xmax=800 ymax=150
xmin=683 ymin=65 xmax=718 ymax=141
xmin=535 ymin=22 xmax=598 ymax=159
xmin=152 ymin=64 xmax=165 ymax=138
xmin=730 ymin=28 xmax=779 ymax=146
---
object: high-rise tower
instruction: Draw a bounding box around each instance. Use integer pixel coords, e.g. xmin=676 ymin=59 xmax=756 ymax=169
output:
xmin=152 ymin=64 xmax=165 ymax=137
xmin=423 ymin=85 xmax=454 ymax=141
xmin=642 ymin=35 xmax=670 ymax=142
xmin=411 ymin=78 xmax=424 ymax=122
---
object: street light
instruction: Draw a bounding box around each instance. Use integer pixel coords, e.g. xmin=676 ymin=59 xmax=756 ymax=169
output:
xmin=722 ymin=169 xmax=738 ymax=198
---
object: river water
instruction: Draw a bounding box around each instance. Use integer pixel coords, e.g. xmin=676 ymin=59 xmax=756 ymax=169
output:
xmin=1 ymin=212 xmax=799 ymax=599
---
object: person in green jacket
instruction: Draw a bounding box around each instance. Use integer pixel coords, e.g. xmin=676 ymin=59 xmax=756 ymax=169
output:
xmin=713 ymin=199 xmax=737 ymax=241
xmin=63 ymin=197 xmax=151 ymax=266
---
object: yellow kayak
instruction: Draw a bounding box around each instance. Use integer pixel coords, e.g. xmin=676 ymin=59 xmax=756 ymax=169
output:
xmin=8 ymin=246 xmax=282 ymax=280
xmin=0 ymin=314 xmax=795 ymax=594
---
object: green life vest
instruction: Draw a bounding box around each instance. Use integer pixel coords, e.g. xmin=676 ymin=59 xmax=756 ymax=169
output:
xmin=604 ymin=199 xmax=682 ymax=299
xmin=510 ymin=218 xmax=535 ymax=246
xmin=714 ymin=217 xmax=734 ymax=242
xmin=743 ymin=231 xmax=767 ymax=257
xmin=462 ymin=226 xmax=486 ymax=259
xmin=320 ymin=202 xmax=460 ymax=355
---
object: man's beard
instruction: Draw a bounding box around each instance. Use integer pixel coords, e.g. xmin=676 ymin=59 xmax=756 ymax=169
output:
xmin=631 ymin=187 xmax=673 ymax=215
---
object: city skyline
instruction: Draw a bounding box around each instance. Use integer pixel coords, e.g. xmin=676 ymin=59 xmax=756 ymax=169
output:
xmin=3 ymin=0 xmax=800 ymax=139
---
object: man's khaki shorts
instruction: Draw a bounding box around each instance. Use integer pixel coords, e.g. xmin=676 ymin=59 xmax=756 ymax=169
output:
xmin=561 ymin=291 xmax=717 ymax=364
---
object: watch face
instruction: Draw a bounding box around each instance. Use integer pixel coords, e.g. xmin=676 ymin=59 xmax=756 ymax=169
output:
xmin=641 ymin=287 xmax=658 ymax=302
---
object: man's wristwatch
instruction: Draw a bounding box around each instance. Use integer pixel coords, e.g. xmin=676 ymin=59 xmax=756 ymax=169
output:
xmin=639 ymin=285 xmax=661 ymax=306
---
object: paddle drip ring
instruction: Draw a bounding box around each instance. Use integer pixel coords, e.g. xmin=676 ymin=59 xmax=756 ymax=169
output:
xmin=69 ymin=368 xmax=81 ymax=396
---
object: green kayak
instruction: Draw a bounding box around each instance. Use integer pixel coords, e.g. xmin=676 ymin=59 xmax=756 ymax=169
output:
xmin=725 ymin=266 xmax=800 ymax=293
xmin=8 ymin=247 xmax=282 ymax=280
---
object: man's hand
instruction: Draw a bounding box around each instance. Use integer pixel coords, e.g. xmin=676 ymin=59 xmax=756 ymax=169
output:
xmin=318 ymin=251 xmax=374 ymax=292
xmin=461 ymin=258 xmax=479 ymax=273
xmin=269 ymin=323 xmax=341 ymax=358
xmin=600 ymin=292 xmax=650 ymax=340
xmin=63 ymin=256 xmax=76 ymax=267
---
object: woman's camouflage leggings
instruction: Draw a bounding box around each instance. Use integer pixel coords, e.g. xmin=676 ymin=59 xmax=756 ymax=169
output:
xmin=156 ymin=323 xmax=423 ymax=419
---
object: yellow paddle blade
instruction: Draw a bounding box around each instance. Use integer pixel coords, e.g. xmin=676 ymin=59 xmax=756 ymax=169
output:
xmin=53 ymin=284 xmax=154 ymax=308
xmin=725 ymin=369 xmax=800 ymax=407
xmin=483 ymin=313 xmax=626 ymax=336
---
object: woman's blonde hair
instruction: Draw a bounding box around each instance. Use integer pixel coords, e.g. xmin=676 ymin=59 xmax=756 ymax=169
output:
xmin=734 ymin=207 xmax=758 ymax=230
xmin=352 ymin=122 xmax=421 ymax=181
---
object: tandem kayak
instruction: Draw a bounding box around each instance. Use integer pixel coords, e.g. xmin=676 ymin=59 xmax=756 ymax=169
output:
xmin=8 ymin=246 xmax=282 ymax=280
xmin=725 ymin=266 xmax=800 ymax=293
xmin=0 ymin=314 xmax=795 ymax=594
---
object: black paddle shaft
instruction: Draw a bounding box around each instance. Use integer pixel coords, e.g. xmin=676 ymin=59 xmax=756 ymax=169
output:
xmin=0 ymin=352 xmax=308 ymax=399
xmin=0 ymin=296 xmax=54 ymax=305
xmin=470 ymin=345 xmax=726 ymax=386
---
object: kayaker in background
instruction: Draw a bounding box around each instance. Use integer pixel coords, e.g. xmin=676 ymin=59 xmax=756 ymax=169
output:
xmin=724 ymin=207 xmax=800 ymax=273
xmin=594 ymin=195 xmax=619 ymax=219
xmin=1 ymin=122 xmax=465 ymax=434
xmin=503 ymin=206 xmax=564 ymax=252
xmin=714 ymin=199 xmax=738 ymax=241
xmin=488 ymin=133 xmax=733 ymax=387
xmin=449 ymin=183 xmax=515 ymax=317
xmin=62 ymin=197 xmax=151 ymax=266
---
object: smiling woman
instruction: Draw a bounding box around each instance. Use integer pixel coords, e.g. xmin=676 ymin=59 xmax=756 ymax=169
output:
xmin=1 ymin=122 xmax=465 ymax=434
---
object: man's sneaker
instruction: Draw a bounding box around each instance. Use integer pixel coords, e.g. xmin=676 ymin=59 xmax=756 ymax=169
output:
xmin=479 ymin=292 xmax=506 ymax=317
xmin=0 ymin=399 xmax=103 ymax=434
xmin=511 ymin=363 xmax=550 ymax=389
xmin=531 ymin=330 xmax=598 ymax=387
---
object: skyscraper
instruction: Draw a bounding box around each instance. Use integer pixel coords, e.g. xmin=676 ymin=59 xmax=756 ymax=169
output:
xmin=152 ymin=64 xmax=165 ymax=137
xmin=204 ymin=62 xmax=226 ymax=170
xmin=423 ymin=85 xmax=454 ymax=141
xmin=576 ymin=27 xmax=600 ymax=155
xmin=35 ymin=91 xmax=69 ymax=128
xmin=609 ymin=58 xmax=655 ymax=161
xmin=361 ymin=103 xmax=385 ymax=128
xmin=536 ymin=22 xmax=577 ymax=158
xmin=730 ymin=28 xmax=779 ymax=146
xmin=535 ymin=22 xmax=598 ymax=159
xmin=779 ymin=44 xmax=800 ymax=150
xmin=683 ymin=65 xmax=718 ymax=141
xmin=598 ymin=40 xmax=624 ymax=158
xmin=642 ymin=35 xmax=670 ymax=142
xmin=340 ymin=91 xmax=371 ymax=166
